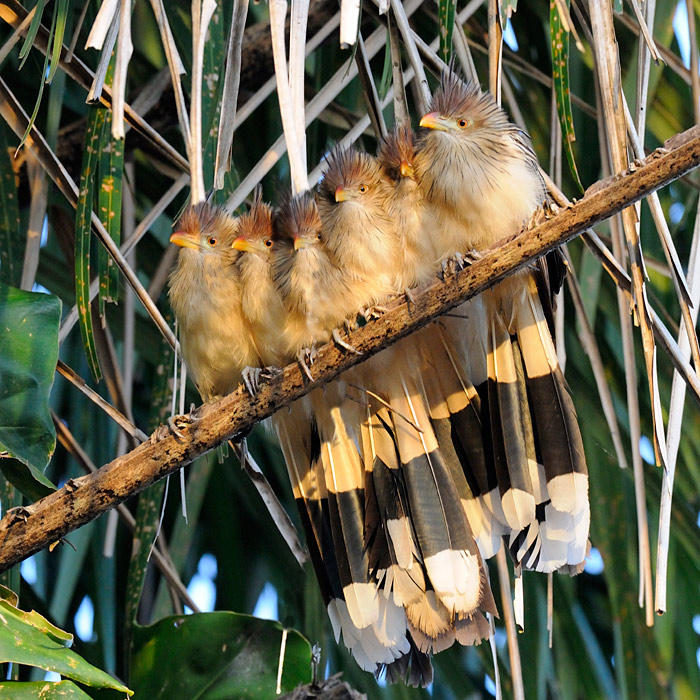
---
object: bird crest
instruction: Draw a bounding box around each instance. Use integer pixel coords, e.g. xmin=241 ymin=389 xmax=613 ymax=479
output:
xmin=274 ymin=191 xmax=322 ymax=242
xmin=378 ymin=126 xmax=416 ymax=181
xmin=319 ymin=146 xmax=384 ymax=200
xmin=430 ymin=72 xmax=509 ymax=133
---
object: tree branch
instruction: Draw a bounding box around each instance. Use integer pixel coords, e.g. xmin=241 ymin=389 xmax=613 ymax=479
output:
xmin=0 ymin=125 xmax=697 ymax=573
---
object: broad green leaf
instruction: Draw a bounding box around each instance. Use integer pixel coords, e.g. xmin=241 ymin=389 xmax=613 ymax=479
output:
xmin=550 ymin=0 xmax=584 ymax=193
xmin=0 ymin=457 xmax=55 ymax=501
xmin=0 ymin=600 xmax=131 ymax=695
xmin=0 ymin=122 xmax=22 ymax=287
xmin=131 ymin=613 xmax=311 ymax=699
xmin=438 ymin=0 xmax=456 ymax=62
xmin=0 ymin=283 xmax=60 ymax=498
xmin=75 ymin=106 xmax=107 ymax=382
xmin=0 ymin=680 xmax=92 ymax=699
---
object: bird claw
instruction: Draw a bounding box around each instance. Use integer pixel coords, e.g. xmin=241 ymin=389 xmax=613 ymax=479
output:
xmin=167 ymin=414 xmax=191 ymax=440
xmin=361 ymin=305 xmax=387 ymax=321
xmin=64 ymin=478 xmax=80 ymax=493
xmin=297 ymin=347 xmax=317 ymax=381
xmin=441 ymin=252 xmax=470 ymax=278
xmin=332 ymin=327 xmax=362 ymax=355
xmin=527 ymin=206 xmax=549 ymax=229
xmin=6 ymin=506 xmax=31 ymax=524
xmin=242 ymin=365 xmax=282 ymax=396
xmin=242 ymin=366 xmax=262 ymax=397
xmin=404 ymin=287 xmax=417 ymax=307
xmin=461 ymin=249 xmax=482 ymax=265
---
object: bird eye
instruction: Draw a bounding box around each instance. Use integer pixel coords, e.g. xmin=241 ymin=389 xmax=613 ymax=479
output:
xmin=265 ymin=239 xmax=273 ymax=247
xmin=317 ymin=233 xmax=322 ymax=240
xmin=359 ymin=184 xmax=368 ymax=193
xmin=457 ymin=118 xmax=470 ymax=129
xmin=208 ymin=236 xmax=217 ymax=246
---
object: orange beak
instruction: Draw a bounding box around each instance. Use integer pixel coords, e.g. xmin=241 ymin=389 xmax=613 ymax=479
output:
xmin=170 ymin=231 xmax=200 ymax=250
xmin=232 ymin=237 xmax=267 ymax=253
xmin=419 ymin=112 xmax=450 ymax=132
xmin=294 ymin=236 xmax=313 ymax=251
xmin=399 ymin=160 xmax=414 ymax=178
xmin=334 ymin=186 xmax=346 ymax=203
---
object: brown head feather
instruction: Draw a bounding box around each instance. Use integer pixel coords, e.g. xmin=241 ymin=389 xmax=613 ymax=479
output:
xmin=378 ymin=126 xmax=416 ymax=182
xmin=317 ymin=146 xmax=385 ymax=203
xmin=237 ymin=199 xmax=274 ymax=244
xmin=175 ymin=203 xmax=238 ymax=241
xmin=273 ymin=191 xmax=322 ymax=244
xmin=430 ymin=74 xmax=509 ymax=132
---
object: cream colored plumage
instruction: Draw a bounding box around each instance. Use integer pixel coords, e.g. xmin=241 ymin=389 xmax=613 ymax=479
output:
xmin=417 ymin=73 xmax=590 ymax=573
xmin=168 ymin=203 xmax=257 ymax=401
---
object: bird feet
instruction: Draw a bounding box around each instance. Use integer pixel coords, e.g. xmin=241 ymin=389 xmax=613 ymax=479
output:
xmin=166 ymin=414 xmax=191 ymax=441
xmin=6 ymin=506 xmax=31 ymax=524
xmin=404 ymin=287 xmax=417 ymax=308
xmin=441 ymin=251 xmax=475 ymax=278
xmin=241 ymin=365 xmax=280 ymax=397
xmin=332 ymin=327 xmax=362 ymax=355
xmin=297 ymin=347 xmax=317 ymax=381
xmin=361 ymin=304 xmax=388 ymax=321
xmin=527 ymin=205 xmax=550 ymax=230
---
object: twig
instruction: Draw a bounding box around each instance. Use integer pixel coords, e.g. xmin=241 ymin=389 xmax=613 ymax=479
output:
xmin=496 ymin=548 xmax=524 ymax=700
xmin=232 ymin=443 xmax=308 ymax=566
xmin=387 ymin=12 xmax=409 ymax=127
xmin=189 ymin=0 xmax=217 ymax=204
xmin=149 ymin=0 xmax=191 ymax=160
xmin=56 ymin=360 xmax=149 ymax=443
xmin=20 ymin=151 xmax=46 ymax=291
xmin=656 ymin=202 xmax=700 ymax=613
xmin=487 ymin=0 xmax=502 ymax=102
xmin=111 ymin=0 xmax=133 ymax=138
xmin=354 ymin=31 xmax=386 ymax=139
xmin=339 ymin=0 xmax=361 ymax=48
xmin=387 ymin=0 xmax=430 ymax=113
xmin=213 ymin=0 xmax=248 ymax=189
xmin=589 ymin=0 xmax=656 ymax=624
xmin=0 ymin=128 xmax=696 ymax=571
xmin=686 ymin=0 xmax=700 ymax=123
xmin=563 ymin=250 xmax=629 ymax=469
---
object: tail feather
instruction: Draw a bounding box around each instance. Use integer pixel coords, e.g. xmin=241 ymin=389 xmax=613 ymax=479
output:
xmin=486 ymin=310 xmax=536 ymax=530
xmin=320 ymin=405 xmax=378 ymax=629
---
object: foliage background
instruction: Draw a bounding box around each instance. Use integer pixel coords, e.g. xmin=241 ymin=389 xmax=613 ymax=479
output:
xmin=0 ymin=0 xmax=698 ymax=697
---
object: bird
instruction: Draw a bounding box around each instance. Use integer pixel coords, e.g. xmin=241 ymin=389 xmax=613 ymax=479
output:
xmin=378 ymin=127 xmax=505 ymax=561
xmin=229 ymin=194 xmax=288 ymax=393
xmin=376 ymin=126 xmax=437 ymax=289
xmin=168 ymin=203 xmax=257 ymax=402
xmin=316 ymin=148 xmax=498 ymax=678
xmin=272 ymin=192 xmax=424 ymax=683
xmin=416 ymin=72 xmax=590 ymax=573
xmin=316 ymin=145 xmax=400 ymax=315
